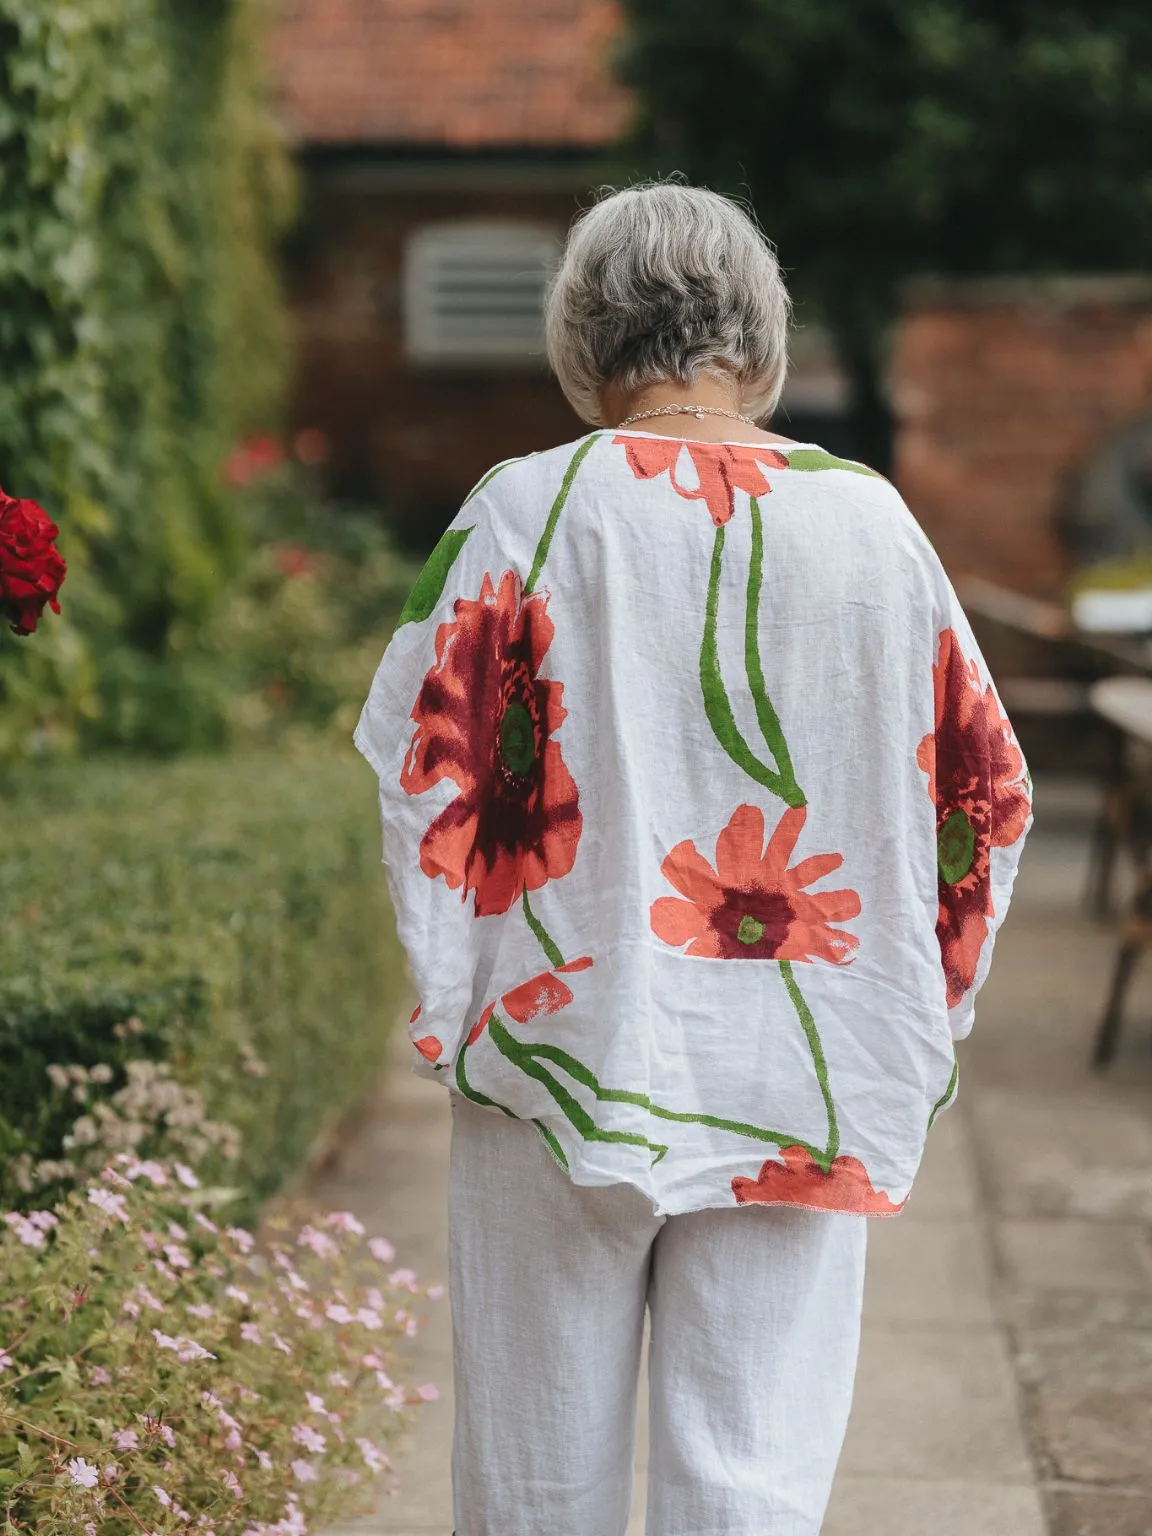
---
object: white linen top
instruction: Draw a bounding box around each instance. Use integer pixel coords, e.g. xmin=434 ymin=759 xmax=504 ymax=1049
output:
xmin=355 ymin=430 xmax=1031 ymax=1217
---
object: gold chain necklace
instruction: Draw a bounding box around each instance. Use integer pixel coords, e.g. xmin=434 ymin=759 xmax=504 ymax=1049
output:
xmin=615 ymin=402 xmax=758 ymax=429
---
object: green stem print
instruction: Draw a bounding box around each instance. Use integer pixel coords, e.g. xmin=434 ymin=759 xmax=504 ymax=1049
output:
xmin=700 ymin=525 xmax=806 ymax=807
xmin=522 ymin=889 xmax=564 ymax=968
xmin=927 ymin=1059 xmax=959 ymax=1131
xmin=747 ymin=499 xmax=803 ymax=803
xmin=525 ymin=434 xmax=600 ymax=596
xmin=780 ymin=960 xmax=839 ymax=1162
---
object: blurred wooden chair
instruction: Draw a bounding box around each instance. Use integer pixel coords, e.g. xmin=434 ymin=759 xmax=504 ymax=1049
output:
xmin=1089 ymin=677 xmax=1152 ymax=1067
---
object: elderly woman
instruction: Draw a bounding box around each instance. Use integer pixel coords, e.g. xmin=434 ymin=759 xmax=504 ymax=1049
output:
xmin=355 ymin=182 xmax=1030 ymax=1536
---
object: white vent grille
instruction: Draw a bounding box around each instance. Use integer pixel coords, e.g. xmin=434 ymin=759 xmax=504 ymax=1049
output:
xmin=403 ymin=222 xmax=559 ymax=364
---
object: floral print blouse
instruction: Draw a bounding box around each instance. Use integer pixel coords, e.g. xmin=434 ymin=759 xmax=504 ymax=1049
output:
xmin=355 ymin=430 xmax=1031 ymax=1218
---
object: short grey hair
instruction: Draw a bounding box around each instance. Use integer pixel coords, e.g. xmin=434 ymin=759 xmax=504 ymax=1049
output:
xmin=545 ymin=181 xmax=791 ymax=426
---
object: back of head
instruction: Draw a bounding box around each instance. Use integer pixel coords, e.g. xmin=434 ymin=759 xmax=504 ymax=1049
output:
xmin=545 ymin=180 xmax=791 ymax=426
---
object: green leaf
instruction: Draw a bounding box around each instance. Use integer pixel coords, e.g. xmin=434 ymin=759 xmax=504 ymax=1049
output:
xmin=396 ymin=527 xmax=472 ymax=628
xmin=781 ymin=448 xmax=882 ymax=478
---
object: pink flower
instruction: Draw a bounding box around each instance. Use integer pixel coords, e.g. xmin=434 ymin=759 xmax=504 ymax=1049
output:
xmin=4 ymin=1213 xmax=46 ymax=1247
xmin=356 ymin=1437 xmax=387 ymax=1474
xmin=186 ymin=1303 xmax=214 ymax=1320
xmin=324 ymin=1211 xmax=365 ymax=1236
xmin=140 ymin=1416 xmax=176 ymax=1448
xmin=167 ymin=1221 xmax=188 ymax=1241
xmin=240 ymin=1323 xmax=262 ymax=1345
xmin=27 ymin=1210 xmax=58 ymax=1232
xmin=0 ymin=1351 xmax=12 ymax=1373
xmin=271 ymin=1333 xmax=292 ymax=1356
xmin=290 ymin=1459 xmax=317 ymax=1483
xmin=89 ymin=1365 xmax=112 ymax=1386
xmin=356 ymin=1307 xmax=383 ymax=1330
xmin=325 ymin=1302 xmax=354 ymax=1324
xmin=124 ymin=1159 xmax=167 ymax=1184
xmin=176 ymin=1338 xmax=215 ymax=1363
xmin=111 ymin=1429 xmax=139 ymax=1451
xmin=225 ymin=1226 xmax=254 ymax=1254
xmin=152 ymin=1485 xmax=172 ymax=1508
xmin=222 ymin=1470 xmax=243 ymax=1499
xmin=389 ymin=1268 xmax=418 ymax=1290
xmin=194 ymin=1212 xmax=219 ymax=1234
xmin=417 ymin=1383 xmax=440 ymax=1402
xmin=255 ymin=1449 xmax=273 ymax=1472
xmin=174 ymin=1162 xmax=199 ymax=1189
xmin=427 ymin=1283 xmax=446 ymax=1301
xmin=164 ymin=1243 xmax=192 ymax=1269
xmin=297 ymin=1224 xmax=338 ymax=1259
xmin=327 ymin=1371 xmax=349 ymax=1388
xmin=67 ymin=1457 xmax=98 ymax=1488
xmin=226 ymin=1286 xmax=249 ymax=1305
xmin=375 ymin=1370 xmax=394 ymax=1391
xmin=152 ymin=1329 xmax=181 ymax=1351
xmin=305 ymin=1392 xmax=326 ymax=1414
xmin=291 ymin=1424 xmax=327 ymax=1455
xmin=102 ymin=1464 xmax=119 ymax=1483
xmin=87 ymin=1187 xmax=128 ymax=1223
xmin=367 ymin=1236 xmax=395 ymax=1264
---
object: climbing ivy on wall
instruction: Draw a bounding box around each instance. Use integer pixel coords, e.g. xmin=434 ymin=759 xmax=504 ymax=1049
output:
xmin=0 ymin=0 xmax=295 ymax=755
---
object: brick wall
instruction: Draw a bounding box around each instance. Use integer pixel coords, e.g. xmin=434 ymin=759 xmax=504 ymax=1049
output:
xmin=284 ymin=166 xmax=590 ymax=546
xmin=891 ymin=277 xmax=1152 ymax=597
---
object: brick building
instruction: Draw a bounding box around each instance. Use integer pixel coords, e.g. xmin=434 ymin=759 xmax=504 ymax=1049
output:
xmin=269 ymin=0 xmax=849 ymax=544
xmin=269 ymin=0 xmax=627 ymax=541
xmin=892 ymin=277 xmax=1152 ymax=598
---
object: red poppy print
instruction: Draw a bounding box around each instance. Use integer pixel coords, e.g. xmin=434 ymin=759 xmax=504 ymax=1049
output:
xmin=732 ymin=1144 xmax=905 ymax=1214
xmin=414 ymin=1035 xmax=443 ymax=1063
xmin=917 ymin=630 xmax=1030 ymax=1008
xmin=614 ymin=436 xmax=788 ymax=526
xmin=402 ymin=570 xmax=583 ymax=917
xmin=650 ymin=804 xmax=860 ymax=963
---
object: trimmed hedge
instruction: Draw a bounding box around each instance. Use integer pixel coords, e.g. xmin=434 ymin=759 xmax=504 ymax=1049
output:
xmin=0 ymin=0 xmax=294 ymax=757
xmin=0 ymin=744 xmax=406 ymax=1214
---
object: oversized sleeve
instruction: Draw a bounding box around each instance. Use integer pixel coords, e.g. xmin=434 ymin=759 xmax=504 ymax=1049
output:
xmin=352 ymin=486 xmax=508 ymax=1060
xmin=919 ymin=574 xmax=1033 ymax=1041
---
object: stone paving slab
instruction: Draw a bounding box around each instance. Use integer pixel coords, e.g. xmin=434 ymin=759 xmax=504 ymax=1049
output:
xmin=824 ymin=1477 xmax=1048 ymax=1536
xmin=1046 ymin=1491 xmax=1152 ymax=1536
xmin=996 ymin=1217 xmax=1152 ymax=1294
xmin=1019 ymin=1328 xmax=1152 ymax=1484
xmin=838 ymin=1323 xmax=1035 ymax=1484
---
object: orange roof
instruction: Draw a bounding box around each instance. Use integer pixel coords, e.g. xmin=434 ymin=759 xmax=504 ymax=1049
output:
xmin=269 ymin=0 xmax=630 ymax=149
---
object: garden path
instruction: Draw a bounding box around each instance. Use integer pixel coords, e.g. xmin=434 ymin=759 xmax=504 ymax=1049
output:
xmin=318 ymin=777 xmax=1152 ymax=1536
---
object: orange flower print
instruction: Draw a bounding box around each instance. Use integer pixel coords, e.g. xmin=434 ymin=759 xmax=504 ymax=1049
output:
xmin=467 ymin=958 xmax=594 ymax=1044
xmin=614 ymin=436 xmax=788 ymax=526
xmin=917 ymin=630 xmax=1030 ymax=1008
xmin=401 ymin=570 xmax=583 ymax=917
xmin=414 ymin=1035 xmax=444 ymax=1064
xmin=732 ymin=1145 xmax=905 ymax=1214
xmin=650 ymin=805 xmax=860 ymax=963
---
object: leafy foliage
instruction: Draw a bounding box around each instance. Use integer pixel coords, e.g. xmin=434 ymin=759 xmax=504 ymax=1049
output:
xmin=616 ymin=1 xmax=1152 ymax=465
xmin=0 ymin=746 xmax=408 ymax=1218
xmin=0 ymin=0 xmax=295 ymax=754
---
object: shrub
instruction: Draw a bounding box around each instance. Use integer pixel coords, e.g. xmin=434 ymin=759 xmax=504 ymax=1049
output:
xmin=0 ymin=0 xmax=294 ymax=757
xmin=0 ymin=1156 xmax=441 ymax=1532
xmin=0 ymin=746 xmax=407 ymax=1217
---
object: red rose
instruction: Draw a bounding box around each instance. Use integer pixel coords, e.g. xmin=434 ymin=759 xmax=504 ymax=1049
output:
xmin=0 ymin=488 xmax=66 ymax=635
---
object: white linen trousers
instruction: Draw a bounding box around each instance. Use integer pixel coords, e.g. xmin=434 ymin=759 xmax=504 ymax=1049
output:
xmin=449 ymin=1094 xmax=868 ymax=1536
